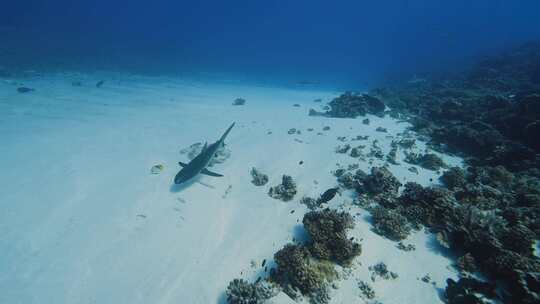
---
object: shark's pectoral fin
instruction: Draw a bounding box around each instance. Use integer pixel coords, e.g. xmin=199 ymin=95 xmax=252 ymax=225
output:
xmin=200 ymin=168 xmax=223 ymax=177
xmin=179 ymin=161 xmax=188 ymax=167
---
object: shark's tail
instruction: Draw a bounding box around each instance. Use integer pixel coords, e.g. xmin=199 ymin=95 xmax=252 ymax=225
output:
xmin=219 ymin=122 xmax=235 ymax=143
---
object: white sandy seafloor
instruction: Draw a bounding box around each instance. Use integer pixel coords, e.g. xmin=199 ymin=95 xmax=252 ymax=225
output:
xmin=0 ymin=72 xmax=463 ymax=304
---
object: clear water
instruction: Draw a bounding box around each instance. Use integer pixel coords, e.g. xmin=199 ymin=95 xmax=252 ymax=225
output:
xmin=1 ymin=2 xmax=540 ymax=304
xmin=1 ymin=1 xmax=539 ymax=87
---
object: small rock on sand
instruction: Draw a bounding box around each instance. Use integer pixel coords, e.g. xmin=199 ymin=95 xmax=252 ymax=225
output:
xmin=232 ymin=98 xmax=246 ymax=105
xmin=17 ymin=87 xmax=34 ymax=93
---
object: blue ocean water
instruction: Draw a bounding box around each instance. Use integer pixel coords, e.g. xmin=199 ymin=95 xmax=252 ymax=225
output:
xmin=2 ymin=0 xmax=540 ymax=88
xmin=2 ymin=2 xmax=540 ymax=304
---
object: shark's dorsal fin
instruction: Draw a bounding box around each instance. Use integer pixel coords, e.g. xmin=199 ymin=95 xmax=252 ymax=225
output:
xmin=179 ymin=161 xmax=188 ymax=167
xmin=200 ymin=168 xmax=223 ymax=177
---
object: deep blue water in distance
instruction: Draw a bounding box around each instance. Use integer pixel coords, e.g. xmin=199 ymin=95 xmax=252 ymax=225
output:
xmin=1 ymin=0 xmax=540 ymax=89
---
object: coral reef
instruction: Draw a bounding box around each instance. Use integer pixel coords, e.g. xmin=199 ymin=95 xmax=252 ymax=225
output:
xmin=318 ymin=92 xmax=386 ymax=118
xmin=357 ymin=280 xmax=376 ymax=300
xmin=396 ymin=242 xmax=416 ymax=251
xmin=226 ymin=279 xmax=277 ymax=304
xmin=349 ymin=146 xmax=363 ymax=158
xmin=506 ymin=270 xmax=540 ymax=304
xmin=456 ymin=253 xmax=478 ymax=273
xmin=303 ymin=209 xmax=361 ymax=265
xmin=268 ymin=175 xmax=297 ymax=201
xmin=386 ymin=146 xmax=399 ymax=165
xmin=370 ymin=206 xmax=412 ymax=241
xmin=369 ymin=262 xmax=398 ymax=281
xmin=445 ymin=278 xmax=497 ymax=304
xmin=356 ymin=166 xmax=402 ymax=196
xmin=271 ymin=244 xmax=336 ymax=301
xmin=337 ymin=172 xmax=357 ymax=189
xmin=440 ymin=167 xmax=467 ymax=190
xmin=318 ymin=42 xmax=540 ymax=303
xmin=300 ymin=196 xmax=321 ymax=210
xmin=398 ymin=182 xmax=457 ymax=227
xmin=335 ymin=144 xmax=351 ymax=154
xmin=376 ymin=43 xmax=540 ymax=170
xmin=288 ymin=128 xmax=301 ymax=135
xmin=250 ymin=167 xmax=269 ymax=186
xmin=267 ymin=210 xmax=362 ymax=303
xmin=404 ymin=152 xmax=446 ymax=170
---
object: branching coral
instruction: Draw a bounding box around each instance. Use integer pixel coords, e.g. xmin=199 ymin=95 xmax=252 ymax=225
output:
xmin=370 ymin=206 xmax=412 ymax=241
xmin=268 ymin=175 xmax=297 ymax=201
xmin=226 ymin=279 xmax=277 ymax=304
xmin=303 ymin=209 xmax=361 ymax=265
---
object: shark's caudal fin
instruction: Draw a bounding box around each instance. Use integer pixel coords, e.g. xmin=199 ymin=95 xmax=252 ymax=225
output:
xmin=219 ymin=122 xmax=235 ymax=142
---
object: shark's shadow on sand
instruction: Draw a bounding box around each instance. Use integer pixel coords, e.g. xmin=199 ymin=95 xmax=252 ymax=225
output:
xmin=169 ymin=176 xmax=217 ymax=192
xmin=169 ymin=177 xmax=198 ymax=192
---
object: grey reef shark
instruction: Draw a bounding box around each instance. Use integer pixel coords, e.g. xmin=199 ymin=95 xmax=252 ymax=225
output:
xmin=174 ymin=122 xmax=235 ymax=185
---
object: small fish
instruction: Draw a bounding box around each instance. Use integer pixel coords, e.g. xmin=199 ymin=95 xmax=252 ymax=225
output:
xmin=262 ymin=259 xmax=266 ymax=267
xmin=17 ymin=87 xmax=34 ymax=93
xmin=299 ymin=160 xmax=304 ymax=165
xmin=96 ymin=80 xmax=104 ymax=88
xmin=318 ymin=187 xmax=340 ymax=204
xmin=290 ymin=210 xmax=295 ymax=214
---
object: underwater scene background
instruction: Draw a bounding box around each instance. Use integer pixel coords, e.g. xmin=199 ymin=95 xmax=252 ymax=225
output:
xmin=1 ymin=1 xmax=540 ymax=304
xmin=2 ymin=0 xmax=540 ymax=87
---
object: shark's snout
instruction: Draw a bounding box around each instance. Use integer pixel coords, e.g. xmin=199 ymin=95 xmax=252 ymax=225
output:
xmin=174 ymin=170 xmax=191 ymax=184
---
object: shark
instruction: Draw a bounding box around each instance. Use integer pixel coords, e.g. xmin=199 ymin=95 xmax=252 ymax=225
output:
xmin=174 ymin=122 xmax=235 ymax=185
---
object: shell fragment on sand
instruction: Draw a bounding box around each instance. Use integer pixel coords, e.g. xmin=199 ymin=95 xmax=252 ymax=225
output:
xmin=150 ymin=164 xmax=165 ymax=174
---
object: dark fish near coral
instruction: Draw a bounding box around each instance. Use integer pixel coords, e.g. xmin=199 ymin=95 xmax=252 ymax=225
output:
xmin=96 ymin=80 xmax=104 ymax=88
xmin=318 ymin=187 xmax=340 ymax=203
xmin=17 ymin=87 xmax=34 ymax=93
